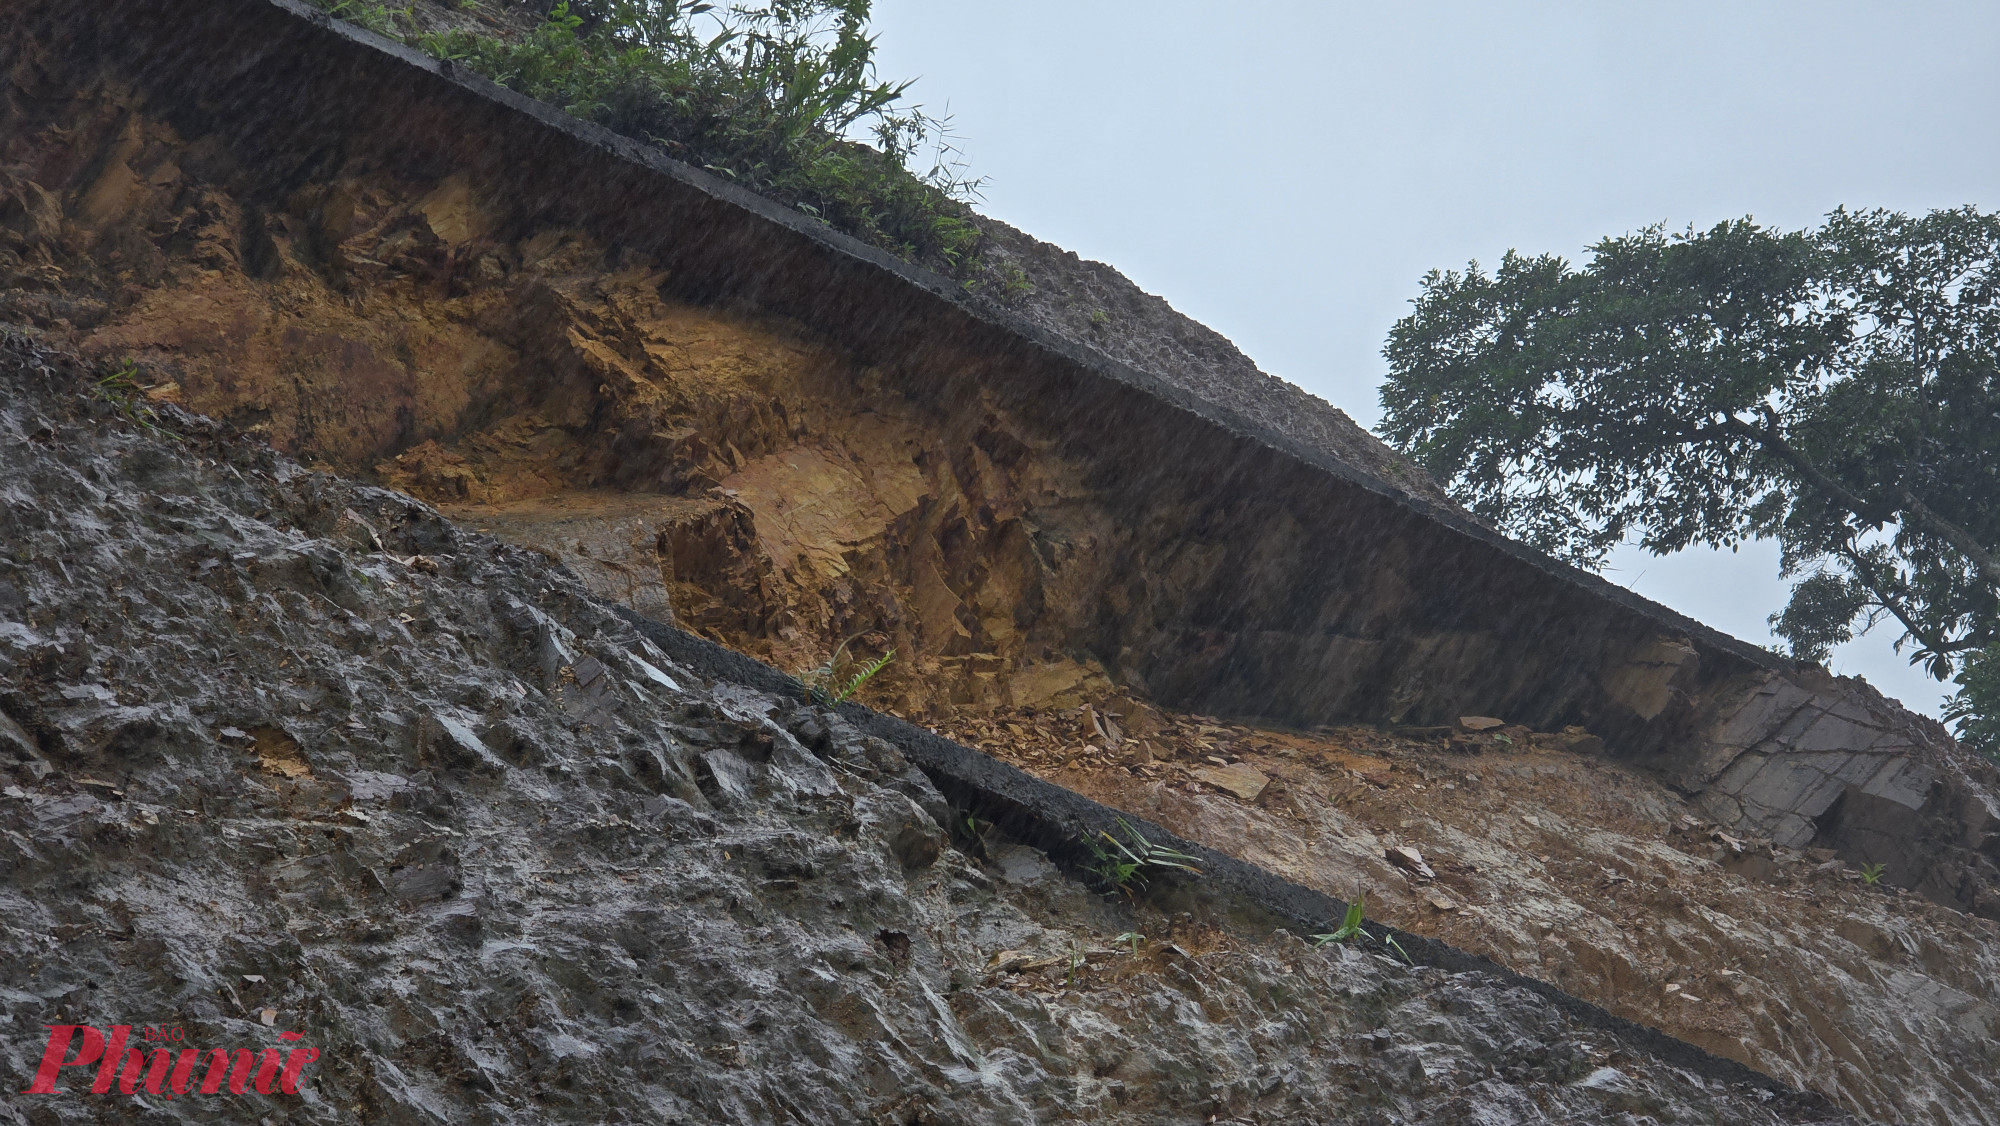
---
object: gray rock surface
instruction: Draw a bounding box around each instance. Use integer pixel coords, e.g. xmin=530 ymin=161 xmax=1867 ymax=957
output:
xmin=0 ymin=333 xmax=1855 ymax=1123
xmin=1690 ymin=669 xmax=2000 ymax=914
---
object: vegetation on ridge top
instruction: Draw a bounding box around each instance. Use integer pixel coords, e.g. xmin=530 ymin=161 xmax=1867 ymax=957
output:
xmin=309 ymin=0 xmax=991 ymax=277
xmin=1380 ymin=206 xmax=2000 ymax=760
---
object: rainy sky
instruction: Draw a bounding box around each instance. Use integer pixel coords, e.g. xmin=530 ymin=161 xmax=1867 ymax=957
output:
xmin=870 ymin=0 xmax=2000 ymax=718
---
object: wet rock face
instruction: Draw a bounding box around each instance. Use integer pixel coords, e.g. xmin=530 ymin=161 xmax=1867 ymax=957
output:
xmin=0 ymin=339 xmax=1856 ymax=1123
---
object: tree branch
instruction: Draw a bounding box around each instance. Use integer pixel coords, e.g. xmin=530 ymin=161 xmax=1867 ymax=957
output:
xmin=1893 ymin=487 xmax=2000 ymax=590
xmin=1726 ymin=406 xmax=1895 ymax=524
xmin=1711 ymin=406 xmax=2000 ymax=592
xmin=1837 ymin=544 xmax=1963 ymax=658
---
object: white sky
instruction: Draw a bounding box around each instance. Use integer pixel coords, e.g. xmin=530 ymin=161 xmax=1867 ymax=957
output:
xmin=869 ymin=0 xmax=2000 ymax=721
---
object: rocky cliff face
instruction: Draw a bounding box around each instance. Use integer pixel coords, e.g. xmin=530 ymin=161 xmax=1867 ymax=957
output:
xmin=0 ymin=337 xmax=1858 ymax=1124
xmin=2 ymin=1 xmax=1998 ymax=1122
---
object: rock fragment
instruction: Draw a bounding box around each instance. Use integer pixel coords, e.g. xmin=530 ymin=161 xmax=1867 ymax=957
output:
xmin=1386 ymin=844 xmax=1437 ymax=880
xmin=1192 ymin=762 xmax=1271 ymax=802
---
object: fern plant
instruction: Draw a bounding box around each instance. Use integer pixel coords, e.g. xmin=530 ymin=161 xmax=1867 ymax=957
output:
xmin=801 ymin=635 xmax=893 ymax=706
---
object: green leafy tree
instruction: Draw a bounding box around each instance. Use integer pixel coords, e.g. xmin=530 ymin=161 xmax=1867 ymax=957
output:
xmin=1378 ymin=207 xmax=2000 ymax=759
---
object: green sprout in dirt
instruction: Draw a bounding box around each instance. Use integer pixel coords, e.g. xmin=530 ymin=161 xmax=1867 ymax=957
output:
xmin=1111 ymin=931 xmax=1144 ymax=957
xmin=1313 ymin=894 xmax=1372 ymax=948
xmin=91 ymin=360 xmax=173 ymax=438
xmin=1860 ymin=862 xmax=1887 ymax=886
xmin=961 ymin=260 xmax=1034 ymax=300
xmin=953 ymin=810 xmax=992 ymax=860
xmin=1082 ymin=817 xmax=1201 ymax=897
xmin=802 ymin=634 xmax=894 ymax=706
xmin=1312 ymin=892 xmax=1415 ymax=965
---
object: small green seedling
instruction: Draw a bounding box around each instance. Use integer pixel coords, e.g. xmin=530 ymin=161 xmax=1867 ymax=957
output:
xmin=1860 ymin=862 xmax=1887 ymax=886
xmin=955 ymin=811 xmax=993 ymax=858
xmin=1312 ymin=893 xmax=1416 ymax=964
xmin=1083 ymin=817 xmax=1201 ymax=896
xmin=1112 ymin=931 xmax=1144 ymax=956
xmin=802 ymin=635 xmax=895 ymax=706
xmin=92 ymin=360 xmax=174 ymax=438
xmin=1313 ymin=893 xmax=1372 ymax=947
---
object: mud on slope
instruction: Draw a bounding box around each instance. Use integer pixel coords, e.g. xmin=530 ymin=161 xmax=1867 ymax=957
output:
xmin=0 ymin=336 xmax=1858 ymax=1124
xmin=0 ymin=0 xmax=1621 ymax=730
xmin=0 ymin=43 xmax=1100 ymax=700
xmin=937 ymin=704 xmax=2000 ymax=1126
xmin=0 ymin=45 xmax=1446 ymax=741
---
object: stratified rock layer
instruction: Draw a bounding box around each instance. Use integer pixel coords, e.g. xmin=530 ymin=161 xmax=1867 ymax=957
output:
xmin=0 ymin=338 xmax=1854 ymax=1124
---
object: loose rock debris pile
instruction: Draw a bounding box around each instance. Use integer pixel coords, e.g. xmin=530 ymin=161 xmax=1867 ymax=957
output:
xmin=942 ymin=702 xmax=2000 ymax=1124
xmin=0 ymin=336 xmax=1863 ymax=1123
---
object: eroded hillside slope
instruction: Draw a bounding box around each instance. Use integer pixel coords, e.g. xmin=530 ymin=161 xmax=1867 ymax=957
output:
xmin=2 ymin=2 xmax=1998 ymax=1122
xmin=0 ymin=337 xmax=1856 ymax=1124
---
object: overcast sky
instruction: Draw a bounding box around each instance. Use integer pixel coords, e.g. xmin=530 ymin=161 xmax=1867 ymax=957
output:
xmin=869 ymin=0 xmax=2000 ymax=720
